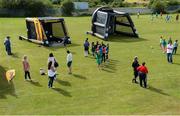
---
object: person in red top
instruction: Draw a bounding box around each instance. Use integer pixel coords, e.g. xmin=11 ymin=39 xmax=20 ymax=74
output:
xmin=137 ymin=62 xmax=148 ymax=88
xmin=22 ymin=55 xmax=31 ymax=81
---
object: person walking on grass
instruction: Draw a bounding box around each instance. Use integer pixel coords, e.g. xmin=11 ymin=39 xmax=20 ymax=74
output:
xmin=167 ymin=41 xmax=174 ymax=63
xmin=176 ymin=14 xmax=179 ymax=22
xmin=106 ymin=43 xmax=109 ymax=61
xmin=22 ymin=55 xmax=31 ymax=81
xmin=160 ymin=36 xmax=163 ymax=50
xmin=132 ymin=56 xmax=140 ymax=83
xmin=4 ymin=36 xmax=12 ymax=55
xmin=96 ymin=50 xmax=101 ymax=69
xmin=162 ymin=39 xmax=167 ymax=53
xmin=102 ymin=46 xmax=106 ymax=63
xmin=48 ymin=61 xmax=56 ymax=88
xmin=168 ymin=37 xmax=172 ymax=44
xmin=67 ymin=50 xmax=72 ymax=74
xmin=137 ymin=62 xmax=148 ymax=88
xmin=84 ymin=38 xmax=90 ymax=57
xmin=173 ymin=40 xmax=178 ymax=54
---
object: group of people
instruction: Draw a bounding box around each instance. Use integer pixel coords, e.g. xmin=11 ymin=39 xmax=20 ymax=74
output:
xmin=160 ymin=36 xmax=178 ymax=63
xmin=149 ymin=12 xmax=179 ymax=22
xmin=83 ymin=38 xmax=109 ymax=69
xmin=22 ymin=51 xmax=73 ymax=88
xmin=132 ymin=56 xmax=149 ymax=88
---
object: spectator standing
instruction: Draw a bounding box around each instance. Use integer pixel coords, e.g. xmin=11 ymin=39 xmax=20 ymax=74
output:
xmin=173 ymin=40 xmax=178 ymax=54
xmin=167 ymin=41 xmax=174 ymax=63
xmin=22 ymin=55 xmax=31 ymax=81
xmin=4 ymin=36 xmax=12 ymax=55
xmin=137 ymin=62 xmax=149 ymax=88
xmin=67 ymin=50 xmax=73 ymax=74
xmin=132 ymin=56 xmax=140 ymax=83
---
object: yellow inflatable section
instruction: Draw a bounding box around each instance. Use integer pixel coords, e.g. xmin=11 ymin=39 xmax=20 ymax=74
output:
xmin=6 ymin=69 xmax=15 ymax=82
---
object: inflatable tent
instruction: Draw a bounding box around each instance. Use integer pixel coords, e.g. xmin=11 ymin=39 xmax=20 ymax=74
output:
xmin=88 ymin=7 xmax=138 ymax=40
xmin=19 ymin=17 xmax=71 ymax=46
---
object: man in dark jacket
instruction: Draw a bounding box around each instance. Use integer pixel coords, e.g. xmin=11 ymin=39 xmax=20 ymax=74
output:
xmin=137 ymin=62 xmax=149 ymax=88
xmin=4 ymin=36 xmax=12 ymax=55
xmin=132 ymin=56 xmax=140 ymax=83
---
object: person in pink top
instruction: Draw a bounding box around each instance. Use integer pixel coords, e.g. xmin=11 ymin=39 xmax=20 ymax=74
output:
xmin=22 ymin=55 xmax=31 ymax=81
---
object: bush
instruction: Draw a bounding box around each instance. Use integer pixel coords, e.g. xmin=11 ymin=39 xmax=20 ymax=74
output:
xmin=110 ymin=0 xmax=124 ymax=7
xmin=0 ymin=0 xmax=52 ymax=16
xmin=167 ymin=0 xmax=180 ymax=6
xmin=151 ymin=0 xmax=167 ymax=13
xmin=61 ymin=0 xmax=74 ymax=16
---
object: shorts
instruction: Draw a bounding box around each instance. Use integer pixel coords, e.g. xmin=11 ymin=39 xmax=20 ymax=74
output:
xmin=67 ymin=61 xmax=72 ymax=68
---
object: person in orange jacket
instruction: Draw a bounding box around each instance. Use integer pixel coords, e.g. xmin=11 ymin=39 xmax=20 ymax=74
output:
xmin=137 ymin=62 xmax=148 ymax=88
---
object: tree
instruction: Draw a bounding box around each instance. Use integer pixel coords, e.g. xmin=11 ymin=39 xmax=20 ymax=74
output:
xmin=61 ymin=0 xmax=74 ymax=16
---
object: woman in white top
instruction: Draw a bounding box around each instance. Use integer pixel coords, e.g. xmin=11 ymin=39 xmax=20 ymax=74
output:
xmin=48 ymin=61 xmax=56 ymax=88
xmin=167 ymin=42 xmax=173 ymax=63
xmin=67 ymin=50 xmax=72 ymax=74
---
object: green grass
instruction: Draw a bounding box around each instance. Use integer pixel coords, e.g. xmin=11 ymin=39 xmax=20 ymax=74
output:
xmin=0 ymin=15 xmax=180 ymax=115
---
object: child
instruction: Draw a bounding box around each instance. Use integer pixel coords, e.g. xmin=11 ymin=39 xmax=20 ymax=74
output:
xmin=48 ymin=61 xmax=56 ymax=88
xmin=160 ymin=36 xmax=163 ymax=50
xmin=22 ymin=55 xmax=31 ymax=81
xmin=162 ymin=39 xmax=167 ymax=53
xmin=173 ymin=40 xmax=178 ymax=54
xmin=106 ymin=44 xmax=109 ymax=61
xmin=96 ymin=50 xmax=101 ymax=69
xmin=67 ymin=50 xmax=73 ymax=74
xmin=91 ymin=42 xmax=95 ymax=57
xmin=4 ymin=36 xmax=12 ymax=55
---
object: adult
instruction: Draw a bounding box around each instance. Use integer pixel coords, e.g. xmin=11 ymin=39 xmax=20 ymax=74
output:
xmin=137 ymin=62 xmax=148 ymax=88
xmin=173 ymin=40 xmax=178 ymax=54
xmin=84 ymin=38 xmax=90 ymax=57
xmin=167 ymin=41 xmax=174 ymax=63
xmin=22 ymin=55 xmax=31 ymax=81
xmin=132 ymin=56 xmax=140 ymax=83
xmin=67 ymin=50 xmax=73 ymax=74
xmin=4 ymin=36 xmax=12 ymax=55
xmin=48 ymin=61 xmax=56 ymax=88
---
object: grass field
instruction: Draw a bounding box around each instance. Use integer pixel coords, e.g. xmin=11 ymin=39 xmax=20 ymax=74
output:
xmin=0 ymin=15 xmax=180 ymax=115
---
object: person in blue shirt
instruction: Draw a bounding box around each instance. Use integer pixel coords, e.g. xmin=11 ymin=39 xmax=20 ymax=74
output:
xmin=4 ymin=36 xmax=12 ymax=55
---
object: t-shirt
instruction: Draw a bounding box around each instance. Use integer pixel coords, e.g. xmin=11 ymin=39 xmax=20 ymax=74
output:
xmin=48 ymin=57 xmax=55 ymax=66
xmin=67 ymin=53 xmax=72 ymax=62
xmin=173 ymin=42 xmax=178 ymax=48
xmin=167 ymin=44 xmax=173 ymax=53
xmin=137 ymin=65 xmax=148 ymax=74
xmin=48 ymin=66 xmax=56 ymax=77
xmin=23 ymin=60 xmax=30 ymax=71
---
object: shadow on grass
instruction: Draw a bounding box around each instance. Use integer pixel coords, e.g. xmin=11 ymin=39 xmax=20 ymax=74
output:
xmin=109 ymin=35 xmax=147 ymax=43
xmin=56 ymin=79 xmax=71 ymax=86
xmin=173 ymin=63 xmax=180 ymax=66
xmin=45 ymin=43 xmax=81 ymax=51
xmin=0 ymin=66 xmax=17 ymax=99
xmin=28 ymin=80 xmax=42 ymax=87
xmin=11 ymin=52 xmax=20 ymax=59
xmin=73 ymin=74 xmax=87 ymax=80
xmin=52 ymin=88 xmax=72 ymax=97
xmin=102 ymin=59 xmax=119 ymax=73
xmin=148 ymin=85 xmax=170 ymax=96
